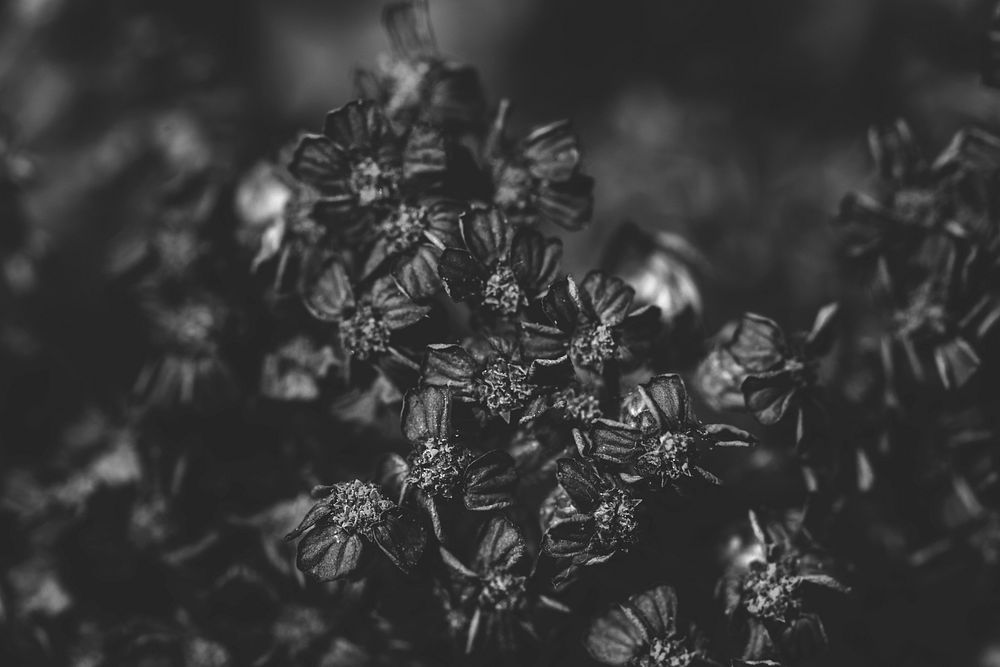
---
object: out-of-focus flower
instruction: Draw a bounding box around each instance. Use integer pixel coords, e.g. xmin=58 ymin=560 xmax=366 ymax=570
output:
xmin=437 ymin=206 xmax=562 ymax=317
xmin=585 ymin=585 xmax=719 ymax=667
xmin=302 ymin=258 xmax=430 ymax=370
xmin=286 ymin=479 xmax=426 ymax=581
xmin=522 ymin=272 xmax=660 ymax=377
xmin=485 ymin=101 xmax=594 ymax=230
xmin=378 ymin=386 xmax=517 ymax=538
xmin=439 ymin=516 xmax=566 ymax=653
xmin=260 ymin=335 xmax=341 ymax=401
xmin=289 ymin=99 xmax=447 ymax=225
xmin=697 ymin=304 xmax=839 ymax=432
xmin=718 ymin=512 xmax=848 ymax=662
xmin=582 ymin=374 xmax=754 ymax=491
xmin=356 ymin=0 xmax=486 ymax=132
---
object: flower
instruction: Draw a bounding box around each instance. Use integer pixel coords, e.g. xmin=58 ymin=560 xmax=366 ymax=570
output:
xmin=522 ymin=272 xmax=661 ymax=376
xmin=364 ymin=197 xmax=464 ymax=299
xmin=378 ymin=386 xmax=518 ymax=538
xmin=486 ymin=101 xmax=594 ymax=230
xmin=718 ymin=512 xmax=848 ymax=662
xmin=422 ymin=333 xmax=559 ymax=422
xmin=356 ymin=0 xmax=486 ymax=131
xmin=259 ymin=335 xmax=341 ymax=401
xmin=285 ymin=479 xmax=426 ymax=581
xmin=585 ymin=585 xmax=718 ymax=667
xmin=581 ymin=374 xmax=754 ymax=490
xmin=542 ymin=457 xmax=642 ymax=577
xmin=437 ymin=206 xmax=562 ymax=317
xmin=439 ymin=516 xmax=567 ymax=652
xmin=289 ymin=99 xmax=447 ymax=224
xmin=302 ymin=257 xmax=430 ymax=368
xmin=697 ymin=304 xmax=839 ymax=429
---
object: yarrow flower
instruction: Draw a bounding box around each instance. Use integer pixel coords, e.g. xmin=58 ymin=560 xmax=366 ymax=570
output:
xmin=285 ymin=479 xmax=426 ymax=581
xmin=289 ymin=99 xmax=447 ymax=224
xmin=585 ymin=585 xmax=718 ymax=667
xmin=437 ymin=206 xmax=563 ymax=318
xmin=485 ymin=101 xmax=594 ymax=230
xmin=581 ymin=374 xmax=754 ymax=491
xmin=523 ymin=272 xmax=661 ymax=376
xmin=438 ymin=516 xmax=566 ymax=653
xmin=379 ymin=386 xmax=517 ymax=537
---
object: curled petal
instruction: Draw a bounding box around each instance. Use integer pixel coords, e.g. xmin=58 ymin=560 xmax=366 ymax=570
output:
xmin=743 ymin=371 xmax=799 ymax=425
xmin=804 ymin=302 xmax=840 ymax=357
xmin=296 ymin=525 xmax=366 ymax=582
xmin=302 ymin=258 xmax=355 ymax=322
xmin=521 ymin=322 xmax=570 ymax=361
xmin=438 ymin=249 xmax=487 ymax=302
xmin=584 ymin=605 xmax=646 ymax=666
xmin=371 ymin=277 xmax=431 ymax=329
xmin=423 ymin=344 xmax=477 ymax=398
xmin=702 ymin=423 xmax=756 ymax=448
xmin=461 ymin=207 xmax=511 ymax=267
xmin=556 ymin=457 xmax=604 ymax=513
xmin=590 ymin=419 xmax=639 ymax=465
xmin=641 ymin=374 xmax=697 ymax=431
xmin=729 ymin=314 xmax=788 ymax=371
xmin=580 ymin=271 xmax=634 ymax=326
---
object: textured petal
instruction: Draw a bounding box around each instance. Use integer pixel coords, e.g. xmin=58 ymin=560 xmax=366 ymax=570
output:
xmin=422 ymin=344 xmax=477 ymax=398
xmin=401 ymin=385 xmax=452 ymax=443
xmin=510 ymin=228 xmax=562 ymax=297
xmin=323 ymin=99 xmax=391 ymax=149
xmin=580 ymin=271 xmax=635 ymax=326
xmin=556 ymin=457 xmax=603 ymax=513
xmin=376 ymin=453 xmax=411 ymax=504
xmin=403 ymin=123 xmax=448 ymax=182
xmin=521 ymin=322 xmax=570 ymax=360
xmin=934 ymin=337 xmax=980 ymax=389
xmin=296 ymin=525 xmax=365 ymax=582
xmin=618 ymin=305 xmax=662 ymax=366
xmin=589 ymin=419 xmax=640 ymax=465
xmin=629 ymin=585 xmax=678 ymax=638
xmin=288 ymin=135 xmax=351 ymax=194
xmin=542 ymin=515 xmax=593 ymax=559
xmin=371 ymin=508 xmax=426 ymax=573
xmin=461 ymin=207 xmax=511 ymax=267
xmin=742 ymin=371 xmax=798 ymax=425
xmin=438 ymin=249 xmax=486 ymax=302
xmin=729 ymin=314 xmax=788 ymax=371
xmin=473 ymin=515 xmax=529 ymax=573
xmin=702 ymin=423 xmax=756 ymax=448
xmin=541 ymin=276 xmax=581 ymax=329
xmin=463 ymin=450 xmax=518 ymax=511
xmin=641 ymin=374 xmax=696 ymax=431
xmin=395 ymin=244 xmax=442 ymax=300
xmin=371 ymin=277 xmax=431 ymax=329
xmin=537 ymin=172 xmax=594 ymax=230
xmin=302 ymin=258 xmax=355 ymax=322
xmin=522 ymin=120 xmax=580 ymax=182
xmin=425 ymin=199 xmax=465 ymax=247
xmin=867 ymin=118 xmax=924 ymax=185
xmin=584 ymin=605 xmax=646 ymax=665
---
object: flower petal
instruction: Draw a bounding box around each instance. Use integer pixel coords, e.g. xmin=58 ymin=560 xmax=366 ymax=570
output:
xmin=589 ymin=419 xmax=640 ymax=465
xmin=580 ymin=271 xmax=635 ymax=326
xmin=628 ymin=585 xmax=678 ymax=638
xmin=288 ymin=135 xmax=351 ymax=194
xmin=296 ymin=525 xmax=366 ymax=582
xmin=742 ymin=371 xmax=798 ymax=425
xmin=702 ymin=423 xmax=756 ymax=448
xmin=542 ymin=515 xmax=593 ymax=559
xmin=460 ymin=207 xmax=511 ymax=267
xmin=371 ymin=508 xmax=426 ymax=573
xmin=510 ymin=228 xmax=562 ymax=297
xmin=395 ymin=244 xmax=442 ymax=301
xmin=438 ymin=249 xmax=486 ymax=302
xmin=556 ymin=457 xmax=603 ymax=513
xmin=302 ymin=258 xmax=355 ymax=322
xmin=463 ymin=450 xmax=518 ymax=511
xmin=729 ymin=314 xmax=788 ymax=371
xmin=323 ymin=99 xmax=391 ymax=149
xmin=422 ymin=344 xmax=477 ymax=398
xmin=521 ymin=322 xmax=570 ymax=360
xmin=584 ymin=605 xmax=646 ymax=666
xmin=403 ymin=123 xmax=448 ymax=182
xmin=370 ymin=277 xmax=431 ymax=329
xmin=473 ymin=515 xmax=529 ymax=573
xmin=523 ymin=120 xmax=580 ymax=182
xmin=537 ymin=172 xmax=594 ymax=230
xmin=401 ymin=385 xmax=452 ymax=443
xmin=541 ymin=276 xmax=581 ymax=329
xmin=804 ymin=302 xmax=840 ymax=357
xmin=641 ymin=374 xmax=697 ymax=431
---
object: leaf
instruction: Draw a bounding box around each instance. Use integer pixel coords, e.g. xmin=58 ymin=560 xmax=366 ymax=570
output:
xmin=463 ymin=450 xmax=517 ymax=511
xmin=371 ymin=508 xmax=426 ymax=573
xmin=295 ymin=525 xmax=365 ymax=582
xmin=401 ymin=386 xmax=452 ymax=443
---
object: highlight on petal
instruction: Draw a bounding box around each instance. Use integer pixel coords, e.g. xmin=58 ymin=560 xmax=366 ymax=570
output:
xmin=295 ymin=525 xmax=366 ymax=582
xmin=401 ymin=385 xmax=453 ymax=443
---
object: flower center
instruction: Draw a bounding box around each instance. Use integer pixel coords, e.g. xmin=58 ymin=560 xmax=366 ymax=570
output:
xmin=638 ymin=431 xmax=698 ymax=483
xmin=570 ymin=323 xmax=618 ymax=372
xmin=477 ymin=571 xmax=528 ymax=611
xmin=893 ymin=187 xmax=938 ymax=228
xmin=742 ymin=562 xmax=802 ymax=621
xmin=634 ymin=636 xmax=699 ymax=667
xmin=378 ymin=204 xmax=429 ymax=255
xmin=339 ymin=303 xmax=391 ymax=361
xmin=592 ymin=487 xmax=640 ymax=549
xmin=477 ymin=357 xmax=534 ymax=417
xmin=406 ymin=437 xmax=474 ymax=499
xmin=350 ymin=156 xmax=399 ymax=206
xmin=551 ymin=387 xmax=603 ymax=425
xmin=163 ymin=301 xmax=221 ymax=352
xmin=327 ymin=480 xmax=394 ymax=534
xmin=482 ymin=264 xmax=524 ymax=315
